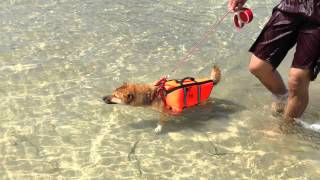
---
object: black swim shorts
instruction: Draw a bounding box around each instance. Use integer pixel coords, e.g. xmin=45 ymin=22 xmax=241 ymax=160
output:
xmin=249 ymin=6 xmax=320 ymax=81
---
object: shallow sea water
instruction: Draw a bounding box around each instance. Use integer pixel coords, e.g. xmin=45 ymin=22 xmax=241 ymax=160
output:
xmin=1 ymin=0 xmax=320 ymax=179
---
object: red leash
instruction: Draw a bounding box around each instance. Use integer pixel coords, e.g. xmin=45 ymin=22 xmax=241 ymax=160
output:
xmin=167 ymin=8 xmax=253 ymax=77
xmin=169 ymin=9 xmax=233 ymax=77
xmin=154 ymin=7 xmax=254 ymax=98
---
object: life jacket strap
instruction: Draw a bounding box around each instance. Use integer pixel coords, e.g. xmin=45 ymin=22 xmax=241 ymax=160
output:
xmin=197 ymin=85 xmax=201 ymax=105
xmin=159 ymin=89 xmax=167 ymax=107
xmin=183 ymin=87 xmax=187 ymax=109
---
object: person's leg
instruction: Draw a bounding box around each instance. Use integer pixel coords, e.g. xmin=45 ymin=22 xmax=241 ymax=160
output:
xmin=284 ymin=68 xmax=310 ymax=122
xmin=249 ymin=55 xmax=289 ymax=114
xmin=247 ymin=10 xmax=302 ymax=113
xmin=248 ymin=10 xmax=308 ymax=115
xmin=249 ymin=54 xmax=287 ymax=95
xmin=284 ymin=21 xmax=320 ymax=121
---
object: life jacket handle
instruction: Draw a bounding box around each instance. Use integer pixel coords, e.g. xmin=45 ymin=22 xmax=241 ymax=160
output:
xmin=174 ymin=77 xmax=196 ymax=85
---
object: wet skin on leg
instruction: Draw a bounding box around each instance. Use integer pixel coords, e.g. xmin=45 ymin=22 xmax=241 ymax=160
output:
xmin=285 ymin=67 xmax=310 ymax=121
xmin=249 ymin=54 xmax=288 ymax=95
xmin=249 ymin=55 xmax=312 ymax=122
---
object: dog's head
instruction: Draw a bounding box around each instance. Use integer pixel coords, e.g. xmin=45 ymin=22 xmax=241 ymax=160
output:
xmin=103 ymin=83 xmax=135 ymax=105
xmin=103 ymin=83 xmax=156 ymax=106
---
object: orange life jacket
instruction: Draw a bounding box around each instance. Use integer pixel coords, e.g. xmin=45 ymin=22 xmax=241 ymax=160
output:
xmin=160 ymin=77 xmax=214 ymax=113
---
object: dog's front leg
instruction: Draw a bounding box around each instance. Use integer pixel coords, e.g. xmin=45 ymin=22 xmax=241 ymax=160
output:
xmin=155 ymin=114 xmax=169 ymax=134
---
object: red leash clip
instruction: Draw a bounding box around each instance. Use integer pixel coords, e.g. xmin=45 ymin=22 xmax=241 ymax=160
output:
xmin=154 ymin=76 xmax=168 ymax=96
xmin=154 ymin=76 xmax=168 ymax=105
xmin=233 ymin=8 xmax=253 ymax=29
xmin=154 ymin=76 xmax=168 ymax=87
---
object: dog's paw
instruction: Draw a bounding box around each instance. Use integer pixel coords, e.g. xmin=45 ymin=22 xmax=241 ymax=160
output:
xmin=154 ymin=124 xmax=163 ymax=134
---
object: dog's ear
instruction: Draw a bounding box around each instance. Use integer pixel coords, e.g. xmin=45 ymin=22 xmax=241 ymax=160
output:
xmin=125 ymin=93 xmax=134 ymax=103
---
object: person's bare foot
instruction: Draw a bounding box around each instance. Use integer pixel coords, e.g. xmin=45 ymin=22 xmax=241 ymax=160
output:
xmin=279 ymin=118 xmax=297 ymax=134
xmin=271 ymin=101 xmax=286 ymax=114
xmin=271 ymin=92 xmax=288 ymax=116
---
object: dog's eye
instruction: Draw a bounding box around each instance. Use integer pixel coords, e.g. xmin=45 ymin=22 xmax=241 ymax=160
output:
xmin=125 ymin=93 xmax=135 ymax=103
xmin=127 ymin=93 xmax=134 ymax=99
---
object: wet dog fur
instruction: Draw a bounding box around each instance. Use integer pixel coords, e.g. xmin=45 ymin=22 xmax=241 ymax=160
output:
xmin=103 ymin=66 xmax=221 ymax=133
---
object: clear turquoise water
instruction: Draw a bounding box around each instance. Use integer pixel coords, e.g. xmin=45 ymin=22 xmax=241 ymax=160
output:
xmin=1 ymin=0 xmax=320 ymax=179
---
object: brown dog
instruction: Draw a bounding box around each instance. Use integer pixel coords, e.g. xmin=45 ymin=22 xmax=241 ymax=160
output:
xmin=103 ymin=66 xmax=221 ymax=133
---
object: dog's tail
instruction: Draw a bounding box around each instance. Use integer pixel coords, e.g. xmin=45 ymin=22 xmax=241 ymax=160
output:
xmin=211 ymin=65 xmax=221 ymax=85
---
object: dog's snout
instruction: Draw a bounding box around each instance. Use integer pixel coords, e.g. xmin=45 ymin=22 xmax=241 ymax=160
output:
xmin=103 ymin=96 xmax=118 ymax=104
xmin=102 ymin=96 xmax=112 ymax=104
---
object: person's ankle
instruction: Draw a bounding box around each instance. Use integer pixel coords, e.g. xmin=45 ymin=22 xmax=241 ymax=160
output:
xmin=271 ymin=91 xmax=288 ymax=116
xmin=284 ymin=116 xmax=295 ymax=123
xmin=272 ymin=91 xmax=288 ymax=103
xmin=279 ymin=116 xmax=297 ymax=134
